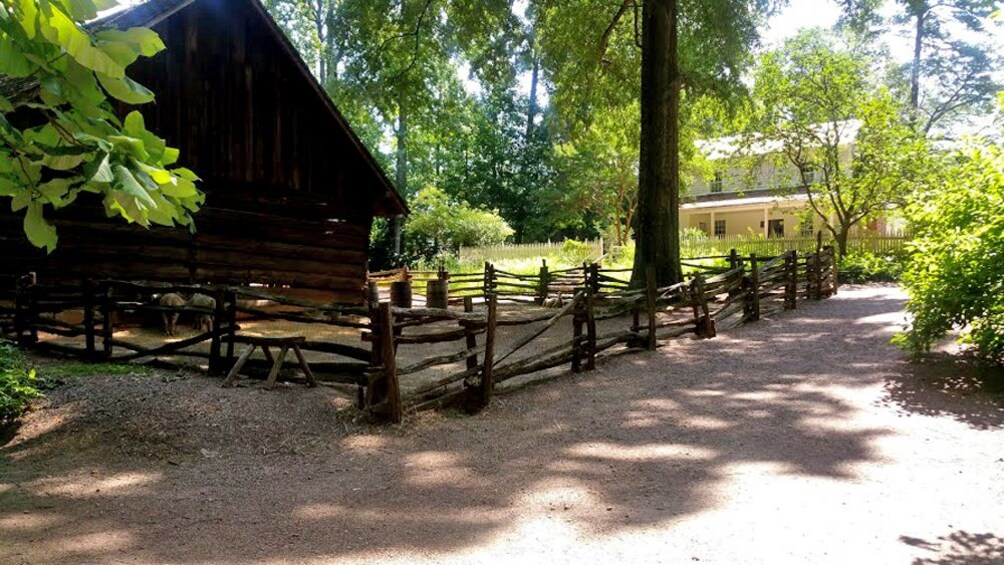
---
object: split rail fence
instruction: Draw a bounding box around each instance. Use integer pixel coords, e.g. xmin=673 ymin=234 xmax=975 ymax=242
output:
xmin=2 ymin=243 xmax=837 ymax=425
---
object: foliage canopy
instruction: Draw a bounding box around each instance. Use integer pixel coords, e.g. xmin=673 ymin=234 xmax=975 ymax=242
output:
xmin=0 ymin=0 xmax=203 ymax=252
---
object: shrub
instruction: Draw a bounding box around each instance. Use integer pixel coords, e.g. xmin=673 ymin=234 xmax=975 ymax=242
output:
xmin=0 ymin=341 xmax=42 ymax=423
xmin=838 ymin=251 xmax=906 ymax=283
xmin=559 ymin=239 xmax=597 ymax=265
xmin=894 ymin=142 xmax=1004 ymax=364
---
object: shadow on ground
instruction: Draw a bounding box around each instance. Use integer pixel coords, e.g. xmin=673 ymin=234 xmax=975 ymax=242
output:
xmin=882 ymin=352 xmax=1004 ymax=431
xmin=0 ymin=286 xmax=983 ymax=563
xmin=902 ymin=530 xmax=1004 ymax=565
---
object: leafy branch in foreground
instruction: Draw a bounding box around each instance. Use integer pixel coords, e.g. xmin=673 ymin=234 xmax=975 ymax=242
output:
xmin=0 ymin=0 xmax=202 ymax=252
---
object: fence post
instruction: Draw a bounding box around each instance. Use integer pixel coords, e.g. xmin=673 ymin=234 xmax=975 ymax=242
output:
xmin=484 ymin=262 xmax=497 ymax=302
xmin=377 ymin=302 xmax=402 ymax=424
xmin=572 ymin=296 xmax=584 ymax=373
xmin=814 ymin=232 xmax=824 ymax=300
xmin=477 ymin=294 xmax=497 ymax=409
xmin=101 ymin=282 xmax=114 ymax=359
xmin=585 ymin=288 xmax=597 ymax=371
xmin=646 ymin=267 xmax=657 ymax=351
xmin=208 ymin=288 xmax=226 ymax=375
xmin=784 ymin=250 xmax=797 ymax=310
xmin=826 ymin=245 xmax=839 ymax=296
xmin=536 ymin=259 xmax=549 ymax=305
xmin=225 ymin=290 xmax=237 ymax=364
xmin=463 ymin=296 xmax=478 ymax=372
xmin=692 ymin=275 xmax=716 ymax=339
xmin=83 ymin=279 xmax=96 ymax=358
xmin=748 ymin=254 xmax=761 ymax=322
xmin=728 ymin=248 xmax=739 ymax=271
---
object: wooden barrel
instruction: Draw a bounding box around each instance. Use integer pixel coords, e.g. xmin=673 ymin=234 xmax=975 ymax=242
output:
xmin=390 ymin=281 xmax=412 ymax=308
xmin=365 ymin=281 xmax=380 ymax=307
xmin=426 ymin=279 xmax=449 ymax=309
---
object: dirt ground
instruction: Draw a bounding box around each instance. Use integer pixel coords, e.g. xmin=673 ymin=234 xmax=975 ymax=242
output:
xmin=2 ymin=285 xmax=1004 ymax=564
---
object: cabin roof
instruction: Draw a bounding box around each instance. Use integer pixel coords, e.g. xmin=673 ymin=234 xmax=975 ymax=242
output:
xmin=2 ymin=0 xmax=408 ymax=216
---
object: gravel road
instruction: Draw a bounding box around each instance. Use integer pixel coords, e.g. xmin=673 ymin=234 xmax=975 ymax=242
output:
xmin=2 ymin=285 xmax=1003 ymax=564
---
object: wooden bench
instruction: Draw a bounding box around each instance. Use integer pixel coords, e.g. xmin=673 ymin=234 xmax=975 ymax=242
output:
xmin=222 ymin=335 xmax=317 ymax=389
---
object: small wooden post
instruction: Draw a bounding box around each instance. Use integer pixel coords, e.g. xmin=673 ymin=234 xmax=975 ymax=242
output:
xmin=692 ymin=275 xmax=715 ymax=338
xmin=225 ymin=290 xmax=237 ymax=364
xmin=390 ymin=280 xmax=412 ymax=308
xmin=784 ymin=250 xmax=797 ymax=310
xmin=102 ymin=282 xmax=114 ymax=359
xmin=478 ymin=294 xmax=497 ymax=409
xmin=14 ymin=274 xmax=38 ymax=347
xmin=462 ymin=296 xmax=478 ymax=371
xmin=83 ymin=279 xmax=96 ymax=358
xmin=589 ymin=263 xmax=601 ymax=294
xmin=825 ymin=245 xmax=838 ymax=296
xmin=536 ymin=259 xmax=549 ymax=305
xmin=728 ymin=248 xmax=739 ymax=271
xmin=571 ymin=297 xmax=584 ymax=373
xmin=748 ymin=254 xmax=761 ymax=322
xmin=378 ymin=302 xmax=402 ymax=424
xmin=645 ymin=266 xmax=657 ymax=351
xmin=484 ymin=262 xmax=497 ymax=302
xmin=208 ymin=288 xmax=226 ymax=375
xmin=814 ymin=231 xmax=824 ymax=300
xmin=585 ymin=287 xmax=597 ymax=370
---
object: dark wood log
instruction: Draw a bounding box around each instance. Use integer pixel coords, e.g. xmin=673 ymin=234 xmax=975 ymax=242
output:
xmin=463 ymin=297 xmax=479 ymax=372
xmin=646 ymin=267 xmax=657 ymax=351
xmin=478 ymin=294 xmax=497 ymax=409
xmin=398 ymin=345 xmax=487 ymax=376
xmin=378 ymin=303 xmax=402 ymax=423
xmin=748 ymin=254 xmax=761 ymax=322
xmin=585 ymin=289 xmax=597 ymax=371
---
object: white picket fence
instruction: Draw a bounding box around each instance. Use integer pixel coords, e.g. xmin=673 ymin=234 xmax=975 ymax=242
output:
xmin=459 ymin=239 xmax=604 ymax=265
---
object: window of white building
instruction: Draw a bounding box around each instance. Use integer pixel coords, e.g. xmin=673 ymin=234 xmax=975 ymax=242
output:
xmin=714 ymin=219 xmax=726 ymax=237
xmin=710 ymin=172 xmax=724 ymax=193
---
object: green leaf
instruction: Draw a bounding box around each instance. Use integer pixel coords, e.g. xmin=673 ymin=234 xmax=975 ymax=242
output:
xmin=37 ymin=178 xmax=73 ymax=206
xmin=112 ymin=164 xmax=156 ymax=207
xmin=160 ymin=176 xmax=198 ymax=198
xmin=10 ymin=189 xmax=31 ymax=212
xmin=23 ymin=202 xmax=58 ymax=252
xmin=0 ymin=34 xmax=33 ymax=77
xmin=38 ymin=4 xmax=125 ymax=78
xmin=96 ymin=73 xmax=154 ymax=104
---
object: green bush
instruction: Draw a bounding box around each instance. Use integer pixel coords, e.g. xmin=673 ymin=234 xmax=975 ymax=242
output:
xmin=894 ymin=141 xmax=1004 ymax=364
xmin=0 ymin=341 xmax=42 ymax=423
xmin=838 ymin=251 xmax=906 ymax=283
xmin=559 ymin=239 xmax=597 ymax=265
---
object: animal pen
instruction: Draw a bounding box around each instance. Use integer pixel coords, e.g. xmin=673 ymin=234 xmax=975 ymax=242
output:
xmin=1 ymin=240 xmax=838 ymax=424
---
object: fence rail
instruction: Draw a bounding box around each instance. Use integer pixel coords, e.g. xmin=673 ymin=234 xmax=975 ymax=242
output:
xmin=5 ymin=241 xmax=839 ymax=425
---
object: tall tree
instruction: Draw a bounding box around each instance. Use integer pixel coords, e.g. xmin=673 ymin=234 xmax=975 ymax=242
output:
xmin=842 ymin=0 xmax=1002 ymax=134
xmin=750 ymin=32 xmax=932 ymax=256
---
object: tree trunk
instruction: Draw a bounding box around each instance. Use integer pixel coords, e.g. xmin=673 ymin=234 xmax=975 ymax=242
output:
xmin=394 ymin=95 xmax=408 ymax=258
xmin=910 ymin=10 xmax=925 ymax=113
xmin=836 ymin=226 xmax=850 ymax=258
xmin=630 ymin=0 xmax=681 ymax=287
xmin=526 ymin=54 xmax=540 ymax=141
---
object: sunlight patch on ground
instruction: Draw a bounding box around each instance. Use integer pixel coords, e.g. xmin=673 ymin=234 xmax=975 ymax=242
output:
xmin=0 ymin=513 xmax=63 ymax=531
xmin=26 ymin=470 xmax=162 ymax=499
xmin=403 ymin=451 xmax=483 ymax=488
xmin=566 ymin=442 xmax=716 ymax=462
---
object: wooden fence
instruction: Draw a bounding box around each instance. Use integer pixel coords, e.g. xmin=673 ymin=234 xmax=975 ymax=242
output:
xmin=458 ymin=239 xmax=604 ymax=265
xmin=3 ymin=243 xmax=838 ymax=425
xmin=682 ymin=234 xmax=908 ymax=258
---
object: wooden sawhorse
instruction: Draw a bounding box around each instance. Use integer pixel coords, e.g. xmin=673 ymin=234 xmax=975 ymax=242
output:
xmin=222 ymin=335 xmax=317 ymax=389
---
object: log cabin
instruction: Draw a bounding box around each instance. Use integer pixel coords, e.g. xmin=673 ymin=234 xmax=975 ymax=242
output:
xmin=0 ymin=0 xmax=407 ymax=305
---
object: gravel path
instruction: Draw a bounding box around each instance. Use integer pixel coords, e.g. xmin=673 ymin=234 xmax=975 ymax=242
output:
xmin=2 ymin=285 xmax=1004 ymax=564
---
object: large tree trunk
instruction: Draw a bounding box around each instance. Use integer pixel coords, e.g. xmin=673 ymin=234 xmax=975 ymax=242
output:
xmin=836 ymin=226 xmax=850 ymax=258
xmin=630 ymin=0 xmax=681 ymax=287
xmin=526 ymin=54 xmax=539 ymax=141
xmin=394 ymin=96 xmax=408 ymax=258
xmin=910 ymin=9 xmax=925 ymax=113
